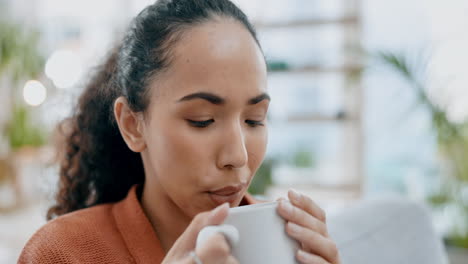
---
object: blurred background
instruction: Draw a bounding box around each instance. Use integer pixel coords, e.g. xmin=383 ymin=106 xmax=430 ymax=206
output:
xmin=1 ymin=0 xmax=468 ymax=262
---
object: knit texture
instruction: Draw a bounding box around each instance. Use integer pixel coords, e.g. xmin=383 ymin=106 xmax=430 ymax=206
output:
xmin=19 ymin=185 xmax=259 ymax=263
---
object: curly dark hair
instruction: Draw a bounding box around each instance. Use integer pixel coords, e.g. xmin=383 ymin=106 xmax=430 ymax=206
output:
xmin=46 ymin=0 xmax=261 ymax=220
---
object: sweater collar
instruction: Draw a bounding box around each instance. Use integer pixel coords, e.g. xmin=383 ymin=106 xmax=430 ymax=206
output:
xmin=113 ymin=185 xmax=164 ymax=263
xmin=112 ymin=185 xmax=259 ymax=263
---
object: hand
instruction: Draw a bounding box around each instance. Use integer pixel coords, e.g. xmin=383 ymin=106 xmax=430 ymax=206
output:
xmin=162 ymin=203 xmax=239 ymax=264
xmin=276 ymin=190 xmax=341 ymax=264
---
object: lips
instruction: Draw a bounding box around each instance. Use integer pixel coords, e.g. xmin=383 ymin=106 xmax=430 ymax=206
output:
xmin=208 ymin=184 xmax=245 ymax=205
xmin=210 ymin=185 xmax=243 ymax=195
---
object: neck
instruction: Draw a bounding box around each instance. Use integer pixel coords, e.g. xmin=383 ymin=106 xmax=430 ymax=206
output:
xmin=141 ymin=181 xmax=191 ymax=253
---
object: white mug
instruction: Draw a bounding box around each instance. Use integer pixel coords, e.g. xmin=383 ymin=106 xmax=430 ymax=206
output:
xmin=197 ymin=201 xmax=299 ymax=264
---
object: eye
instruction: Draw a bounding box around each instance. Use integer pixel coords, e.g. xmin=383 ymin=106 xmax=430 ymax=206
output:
xmin=187 ymin=119 xmax=214 ymax=128
xmin=245 ymin=120 xmax=264 ymax=127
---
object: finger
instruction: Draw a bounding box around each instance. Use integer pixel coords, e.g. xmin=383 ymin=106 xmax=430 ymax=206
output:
xmin=172 ymin=203 xmax=229 ymax=254
xmin=296 ymin=249 xmax=329 ymax=264
xmin=277 ymin=200 xmax=328 ymax=237
xmin=225 ymin=255 xmax=240 ymax=264
xmin=188 ymin=202 xmax=229 ymax=237
xmin=286 ymin=222 xmax=339 ymax=264
xmin=288 ymin=189 xmax=326 ymax=223
xmin=203 ymin=203 xmax=230 ymax=226
xmin=197 ymin=233 xmax=232 ymax=263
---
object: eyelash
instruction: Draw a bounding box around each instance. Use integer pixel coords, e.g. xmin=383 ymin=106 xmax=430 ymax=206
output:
xmin=187 ymin=119 xmax=264 ymax=128
xmin=187 ymin=119 xmax=214 ymax=128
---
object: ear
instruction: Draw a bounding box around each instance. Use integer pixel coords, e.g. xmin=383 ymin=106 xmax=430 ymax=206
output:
xmin=113 ymin=96 xmax=146 ymax=152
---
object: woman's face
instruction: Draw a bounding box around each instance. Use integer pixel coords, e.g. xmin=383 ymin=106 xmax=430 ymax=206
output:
xmin=140 ymin=19 xmax=269 ymax=218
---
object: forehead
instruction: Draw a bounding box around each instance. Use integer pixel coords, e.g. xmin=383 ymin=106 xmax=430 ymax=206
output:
xmin=153 ymin=19 xmax=267 ymax=102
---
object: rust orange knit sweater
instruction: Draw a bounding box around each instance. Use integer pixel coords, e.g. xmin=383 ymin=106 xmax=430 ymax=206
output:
xmin=19 ymin=185 xmax=259 ymax=263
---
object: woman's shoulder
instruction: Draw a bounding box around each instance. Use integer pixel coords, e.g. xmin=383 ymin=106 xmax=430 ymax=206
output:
xmin=18 ymin=203 xmax=131 ymax=263
xmin=32 ymin=202 xmax=115 ymax=238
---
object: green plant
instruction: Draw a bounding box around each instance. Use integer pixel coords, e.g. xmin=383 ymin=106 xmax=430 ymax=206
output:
xmin=249 ymin=158 xmax=276 ymax=195
xmin=377 ymin=51 xmax=468 ymax=248
xmin=266 ymin=60 xmax=290 ymax=72
xmin=377 ymin=52 xmax=468 ymax=182
xmin=4 ymin=104 xmax=47 ymax=150
xmin=291 ymin=148 xmax=315 ymax=168
xmin=447 ymin=232 xmax=468 ymax=249
xmin=1 ymin=9 xmax=46 ymax=150
xmin=0 ymin=20 xmax=44 ymax=81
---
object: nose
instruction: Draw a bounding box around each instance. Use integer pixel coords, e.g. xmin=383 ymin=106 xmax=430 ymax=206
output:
xmin=216 ymin=122 xmax=248 ymax=169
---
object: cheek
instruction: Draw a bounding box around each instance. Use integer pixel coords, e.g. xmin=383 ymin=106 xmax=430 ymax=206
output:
xmin=246 ymin=128 xmax=268 ymax=172
xmin=151 ymin=123 xmax=208 ymax=178
xmin=148 ymin=120 xmax=212 ymax=188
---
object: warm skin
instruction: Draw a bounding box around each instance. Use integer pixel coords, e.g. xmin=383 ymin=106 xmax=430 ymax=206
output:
xmin=114 ymin=18 xmax=340 ymax=264
xmin=114 ymin=18 xmax=269 ymax=253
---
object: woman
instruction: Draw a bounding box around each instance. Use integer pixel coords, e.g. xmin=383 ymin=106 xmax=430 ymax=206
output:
xmin=20 ymin=0 xmax=340 ymax=263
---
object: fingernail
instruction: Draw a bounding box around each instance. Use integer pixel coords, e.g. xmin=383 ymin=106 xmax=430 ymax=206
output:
xmin=297 ymin=249 xmax=309 ymax=260
xmin=280 ymin=200 xmax=293 ymax=215
xmin=289 ymin=189 xmax=301 ymax=202
xmin=288 ymin=222 xmax=302 ymax=235
xmin=211 ymin=203 xmax=228 ymax=217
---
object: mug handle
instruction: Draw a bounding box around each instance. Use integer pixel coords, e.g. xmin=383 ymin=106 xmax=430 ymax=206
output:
xmin=196 ymin=224 xmax=240 ymax=250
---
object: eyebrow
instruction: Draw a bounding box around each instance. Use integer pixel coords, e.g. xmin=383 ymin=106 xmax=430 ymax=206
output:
xmin=177 ymin=92 xmax=271 ymax=105
xmin=248 ymin=93 xmax=271 ymax=105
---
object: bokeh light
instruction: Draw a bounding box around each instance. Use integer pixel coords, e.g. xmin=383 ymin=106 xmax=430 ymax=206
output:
xmin=23 ymin=80 xmax=47 ymax=106
xmin=44 ymin=49 xmax=83 ymax=89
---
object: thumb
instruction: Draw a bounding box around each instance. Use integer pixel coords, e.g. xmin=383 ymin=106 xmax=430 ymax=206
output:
xmin=187 ymin=202 xmax=229 ymax=240
xmin=170 ymin=203 xmax=230 ymax=254
xmin=205 ymin=202 xmax=230 ymax=226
